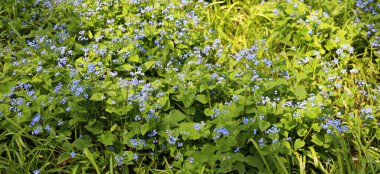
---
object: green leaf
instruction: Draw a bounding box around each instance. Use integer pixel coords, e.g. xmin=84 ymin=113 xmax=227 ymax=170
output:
xmin=199 ymin=84 xmax=208 ymax=92
xmin=129 ymin=54 xmax=140 ymax=63
xmin=376 ymin=130 xmax=380 ymax=140
xmin=168 ymin=40 xmax=175 ymax=50
xmin=106 ymin=91 xmax=117 ymax=97
xmin=83 ymin=148 xmax=101 ymax=174
xmin=235 ymin=161 xmax=246 ymax=174
xmin=0 ymin=104 xmax=10 ymax=116
xmin=115 ymin=64 xmax=134 ymax=71
xmin=294 ymin=85 xmax=307 ymax=100
xmin=31 ymin=76 xmax=43 ymax=83
xmin=244 ymin=155 xmax=264 ymax=169
xmin=162 ymin=110 xmax=186 ymax=128
xmin=84 ymin=121 xmax=104 ymax=135
xmin=311 ymin=134 xmax=323 ymax=146
xmin=259 ymin=121 xmax=270 ymax=131
xmin=141 ymin=61 xmax=155 ymax=72
xmin=94 ymin=30 xmax=101 ymax=40
xmin=88 ymin=31 xmax=93 ymax=39
xmin=157 ymin=97 xmax=167 ymax=108
xmin=169 ymin=109 xmax=186 ymax=123
xmin=275 ymin=103 xmax=284 ymax=115
xmin=99 ymin=131 xmax=113 ymax=145
xmin=177 ymin=123 xmax=201 ymax=140
xmin=204 ymin=108 xmax=213 ymax=116
xmin=305 ymin=110 xmax=317 ymax=119
xmin=110 ymin=124 xmax=117 ymax=132
xmin=72 ymin=136 xmax=92 ymax=150
xmin=3 ymin=62 xmax=11 ymax=74
xmin=118 ymin=44 xmax=134 ymax=55
xmin=179 ymin=90 xmax=195 ymax=108
xmin=90 ymin=93 xmax=104 ymax=101
xmin=195 ymin=94 xmax=208 ymax=104
xmin=297 ymin=128 xmax=307 ymax=137
xmin=62 ymin=141 xmax=72 ymax=152
xmin=294 ymin=139 xmax=305 ymax=150
xmin=311 ymin=123 xmax=322 ymax=132
xmin=335 ymin=99 xmax=344 ymax=107
xmin=57 ymin=152 xmax=70 ymax=164
xmin=141 ymin=123 xmax=150 ymax=135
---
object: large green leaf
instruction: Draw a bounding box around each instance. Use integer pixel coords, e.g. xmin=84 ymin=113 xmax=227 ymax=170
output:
xmin=141 ymin=61 xmax=156 ymax=72
xmin=294 ymin=85 xmax=307 ymax=100
xmin=195 ymin=94 xmax=208 ymax=104
xmin=90 ymin=93 xmax=104 ymax=101
xmin=72 ymin=136 xmax=93 ymax=150
xmin=99 ymin=131 xmax=113 ymax=145
xmin=115 ymin=64 xmax=134 ymax=71
xmin=129 ymin=54 xmax=140 ymax=63
xmin=169 ymin=109 xmax=186 ymax=123
xmin=311 ymin=134 xmax=323 ymax=146
xmin=294 ymin=139 xmax=305 ymax=150
xmin=141 ymin=123 xmax=150 ymax=135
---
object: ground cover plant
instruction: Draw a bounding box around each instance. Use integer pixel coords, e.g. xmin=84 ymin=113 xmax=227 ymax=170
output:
xmin=0 ymin=0 xmax=380 ymax=173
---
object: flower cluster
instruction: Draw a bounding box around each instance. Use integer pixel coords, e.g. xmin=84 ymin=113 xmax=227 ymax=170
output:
xmin=322 ymin=118 xmax=349 ymax=134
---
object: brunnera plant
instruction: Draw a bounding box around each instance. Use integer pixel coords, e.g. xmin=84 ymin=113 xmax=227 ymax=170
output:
xmin=0 ymin=0 xmax=379 ymax=174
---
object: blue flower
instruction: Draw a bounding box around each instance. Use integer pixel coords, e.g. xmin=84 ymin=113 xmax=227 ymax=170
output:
xmin=168 ymin=135 xmax=177 ymax=145
xmin=70 ymin=151 xmax=76 ymax=158
xmin=134 ymin=115 xmax=141 ymax=121
xmin=265 ymin=126 xmax=280 ymax=134
xmin=32 ymin=126 xmax=42 ymax=135
xmin=133 ymin=154 xmax=138 ymax=161
xmin=243 ymin=117 xmax=249 ymax=124
xmin=30 ymin=113 xmax=41 ymax=127
xmin=45 ymin=125 xmax=51 ymax=131
xmin=61 ymin=98 xmax=67 ymax=104
xmin=148 ymin=130 xmax=157 ymax=137
xmin=54 ymin=83 xmax=63 ymax=93
xmin=232 ymin=95 xmax=239 ymax=101
xmin=129 ymin=139 xmax=145 ymax=147
xmin=322 ymin=118 xmax=349 ymax=134
xmin=210 ymin=108 xmax=220 ymax=119
xmin=130 ymin=139 xmax=138 ymax=147
xmin=188 ymin=157 xmax=194 ymax=164
xmin=336 ymin=48 xmax=343 ymax=55
xmin=350 ymin=69 xmax=358 ymax=74
xmin=75 ymin=86 xmax=85 ymax=96
xmin=27 ymin=90 xmax=35 ymax=96
xmin=258 ymin=138 xmax=264 ymax=146
xmin=115 ymin=155 xmax=124 ymax=166
xmin=194 ymin=123 xmax=201 ymax=131
xmin=16 ymin=97 xmax=24 ymax=105
xmin=213 ymin=126 xmax=230 ymax=139
xmin=36 ymin=66 xmax=42 ymax=72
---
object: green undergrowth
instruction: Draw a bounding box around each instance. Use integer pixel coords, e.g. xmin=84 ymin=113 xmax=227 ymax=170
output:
xmin=0 ymin=0 xmax=380 ymax=173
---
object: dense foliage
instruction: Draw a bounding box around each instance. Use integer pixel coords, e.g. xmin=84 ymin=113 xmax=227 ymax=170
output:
xmin=0 ymin=0 xmax=379 ymax=173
